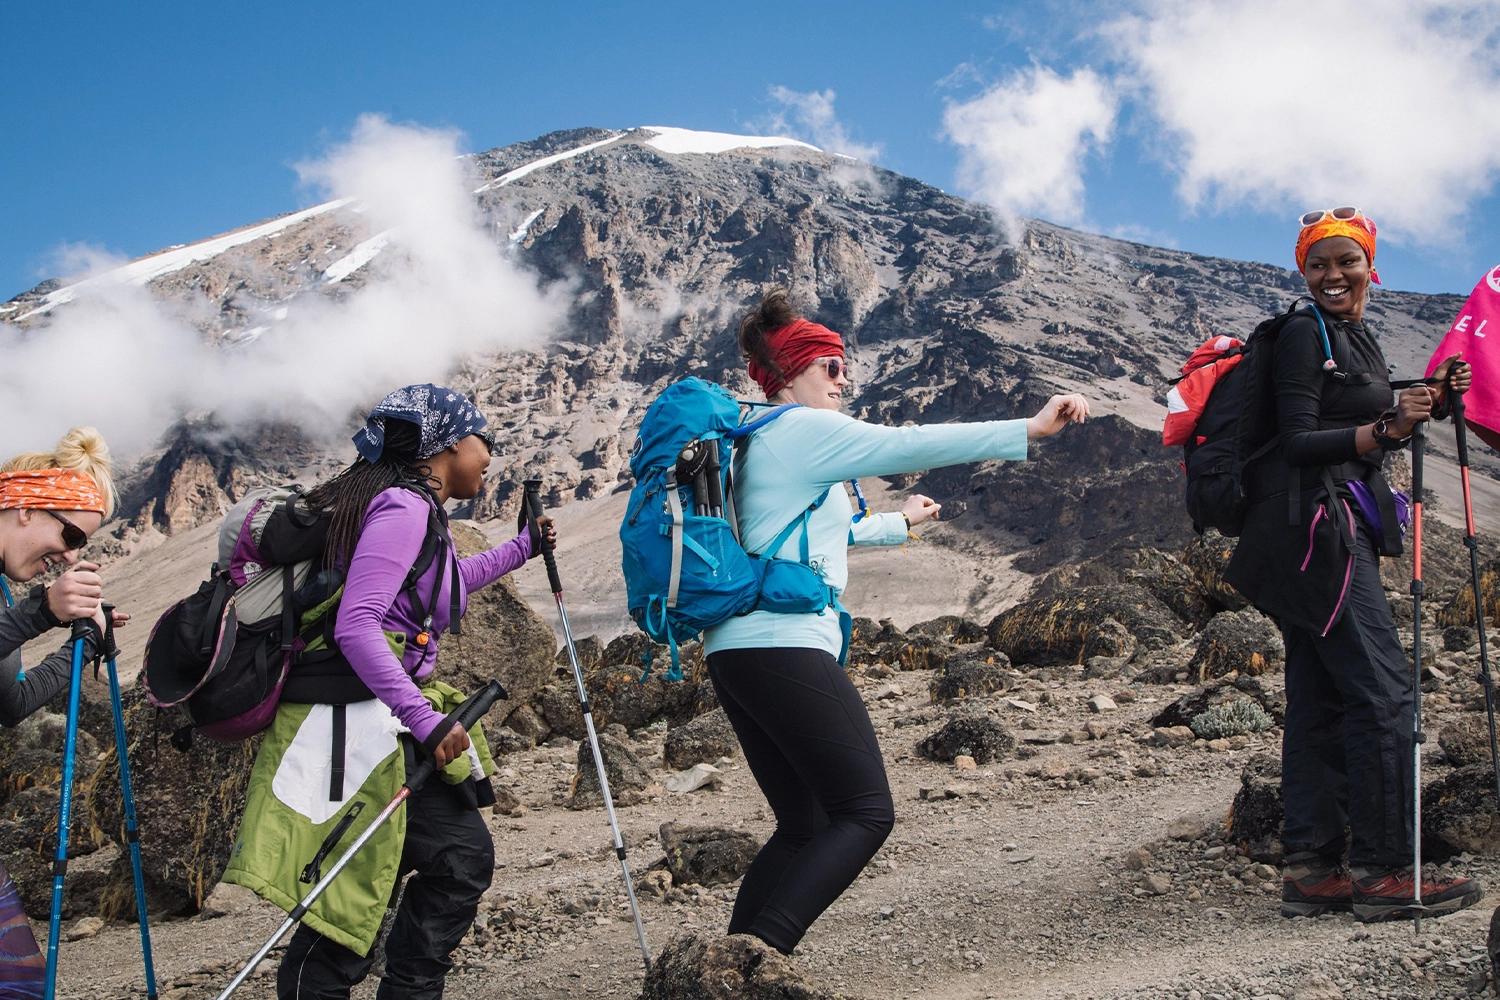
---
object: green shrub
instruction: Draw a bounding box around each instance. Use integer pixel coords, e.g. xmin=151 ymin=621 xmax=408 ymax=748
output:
xmin=1189 ymin=698 xmax=1273 ymax=740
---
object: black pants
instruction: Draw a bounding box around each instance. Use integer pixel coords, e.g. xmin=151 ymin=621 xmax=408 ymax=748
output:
xmin=707 ymin=647 xmax=894 ymax=954
xmin=277 ymin=778 xmax=494 ymax=1000
xmin=1280 ymin=538 xmax=1414 ymax=867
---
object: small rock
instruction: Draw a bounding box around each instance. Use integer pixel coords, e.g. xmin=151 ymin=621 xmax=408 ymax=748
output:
xmin=1024 ymin=731 xmax=1062 ymax=745
xmin=1088 ymin=694 xmax=1117 ymax=713
xmin=1203 ymin=845 xmax=1226 ymax=860
xmin=663 ymin=708 xmax=739 ymax=771
xmin=1084 ymin=720 xmax=1111 ymax=740
xmin=954 ymin=755 xmax=977 ymax=771
xmin=665 ymin=763 xmax=722 ymax=794
xmin=65 ymin=916 xmax=104 ymax=941
xmin=639 ymin=870 xmax=673 ymax=898
xmin=870 ymin=682 xmax=904 ymax=701
xmin=1141 ymin=871 xmax=1172 ymax=895
xmin=1153 ymin=726 xmax=1196 ymax=748
xmin=1124 ymin=847 xmax=1152 ymax=871
xmin=1006 ymin=699 xmax=1038 ymax=713
xmin=916 ymin=714 xmax=1014 ymax=764
xmin=640 ymin=932 xmax=864 ymax=999
xmin=1168 ymin=815 xmax=1208 ymax=841
xmin=1292 ymin=972 xmax=1344 ymax=1000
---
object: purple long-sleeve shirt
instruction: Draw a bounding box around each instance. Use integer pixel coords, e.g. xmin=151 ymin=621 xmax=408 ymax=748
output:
xmin=333 ymin=487 xmax=532 ymax=742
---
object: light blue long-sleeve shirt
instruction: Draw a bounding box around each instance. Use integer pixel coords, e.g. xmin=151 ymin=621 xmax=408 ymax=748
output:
xmin=703 ymin=406 xmax=1029 ymax=658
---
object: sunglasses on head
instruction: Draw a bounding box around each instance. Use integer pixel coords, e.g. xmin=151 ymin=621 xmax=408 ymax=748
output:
xmin=810 ymin=357 xmax=847 ymax=381
xmin=45 ymin=509 xmax=88 ymax=551
xmin=476 ymin=430 xmax=498 ymax=456
xmin=1299 ymin=206 xmax=1362 ymax=228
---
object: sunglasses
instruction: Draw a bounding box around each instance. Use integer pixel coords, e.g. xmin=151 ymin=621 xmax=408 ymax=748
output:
xmin=45 ymin=509 xmax=89 ymax=551
xmin=809 ymin=357 xmax=848 ymax=381
xmin=1299 ymin=206 xmax=1362 ymax=228
xmin=476 ymin=430 xmax=498 ymax=456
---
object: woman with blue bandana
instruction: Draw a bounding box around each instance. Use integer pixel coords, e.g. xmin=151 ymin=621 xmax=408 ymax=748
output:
xmin=221 ymin=384 xmax=552 ymax=999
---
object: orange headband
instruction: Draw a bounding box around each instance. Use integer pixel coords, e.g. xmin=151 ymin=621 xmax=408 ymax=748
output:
xmin=0 ymin=469 xmax=105 ymax=513
xmin=1296 ymin=213 xmax=1380 ymax=285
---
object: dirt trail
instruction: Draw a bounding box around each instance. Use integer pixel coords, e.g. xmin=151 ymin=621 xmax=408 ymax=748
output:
xmin=51 ymin=662 xmax=1499 ymax=1000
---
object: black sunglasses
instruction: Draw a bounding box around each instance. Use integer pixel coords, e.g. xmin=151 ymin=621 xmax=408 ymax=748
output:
xmin=45 ymin=509 xmax=89 ymax=551
xmin=476 ymin=430 xmax=498 ymax=456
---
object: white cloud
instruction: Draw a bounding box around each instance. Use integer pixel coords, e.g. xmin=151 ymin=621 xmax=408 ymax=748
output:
xmin=764 ymin=87 xmax=883 ymax=161
xmin=1109 ymin=0 xmax=1500 ymax=243
xmin=942 ymin=65 xmax=1117 ymax=225
xmin=0 ymin=115 xmax=563 ymax=458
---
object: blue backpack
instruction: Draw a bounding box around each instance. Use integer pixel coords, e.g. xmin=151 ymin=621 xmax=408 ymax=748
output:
xmin=620 ymin=377 xmax=838 ymax=680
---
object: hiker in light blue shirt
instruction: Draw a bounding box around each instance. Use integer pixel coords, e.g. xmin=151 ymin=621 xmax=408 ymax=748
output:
xmin=702 ymin=288 xmax=1088 ymax=957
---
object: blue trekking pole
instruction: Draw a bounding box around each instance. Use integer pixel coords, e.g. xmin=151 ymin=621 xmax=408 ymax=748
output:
xmin=99 ymin=603 xmax=159 ymax=999
xmin=43 ymin=618 xmax=90 ymax=999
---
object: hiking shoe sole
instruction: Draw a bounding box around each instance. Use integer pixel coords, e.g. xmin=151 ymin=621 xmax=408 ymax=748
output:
xmin=1353 ymin=885 xmax=1485 ymax=923
xmin=1281 ymin=898 xmax=1353 ymax=918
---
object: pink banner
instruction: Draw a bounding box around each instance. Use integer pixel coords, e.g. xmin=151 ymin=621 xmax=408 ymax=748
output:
xmin=1427 ymin=264 xmax=1500 ymax=450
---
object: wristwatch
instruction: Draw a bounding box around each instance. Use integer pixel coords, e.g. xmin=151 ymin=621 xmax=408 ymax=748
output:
xmin=1372 ymin=412 xmax=1410 ymax=451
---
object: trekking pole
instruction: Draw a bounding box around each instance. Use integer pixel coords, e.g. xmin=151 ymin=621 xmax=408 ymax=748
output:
xmin=43 ymin=617 xmax=93 ymax=1000
xmin=98 ymin=604 xmax=159 ymax=1000
xmin=522 ymin=478 xmax=651 ymax=971
xmin=1410 ymin=419 xmax=1429 ymax=933
xmin=214 ymin=680 xmax=507 ymax=1000
xmin=1449 ymin=389 xmax=1500 ymax=810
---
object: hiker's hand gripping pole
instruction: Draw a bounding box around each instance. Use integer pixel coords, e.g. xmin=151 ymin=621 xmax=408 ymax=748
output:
xmin=522 ymin=479 xmax=652 ymax=971
xmin=215 ymin=681 xmax=506 ymax=1000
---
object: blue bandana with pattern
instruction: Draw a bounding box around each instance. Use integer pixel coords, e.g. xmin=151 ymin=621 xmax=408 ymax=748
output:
xmin=353 ymin=384 xmax=487 ymax=463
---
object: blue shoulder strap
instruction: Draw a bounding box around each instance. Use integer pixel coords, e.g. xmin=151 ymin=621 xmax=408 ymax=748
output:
xmin=0 ymin=577 xmax=12 ymax=608
xmin=757 ymin=487 xmax=833 ymax=562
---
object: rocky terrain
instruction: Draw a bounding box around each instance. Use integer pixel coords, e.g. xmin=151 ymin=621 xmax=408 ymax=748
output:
xmin=7 ymin=126 xmax=1500 ymax=998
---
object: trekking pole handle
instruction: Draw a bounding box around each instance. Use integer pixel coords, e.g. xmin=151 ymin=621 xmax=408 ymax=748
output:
xmin=407 ymin=679 xmax=507 ymax=791
xmin=521 ymin=478 xmax=563 ymax=595
xmin=69 ymin=614 xmax=104 ymax=649
xmin=1452 ymin=387 xmax=1470 ymax=466
xmin=100 ymin=602 xmax=119 ymax=660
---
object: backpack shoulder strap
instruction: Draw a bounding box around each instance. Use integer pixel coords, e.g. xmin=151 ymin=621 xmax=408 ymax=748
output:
xmin=754 ymin=486 xmax=834 ymax=564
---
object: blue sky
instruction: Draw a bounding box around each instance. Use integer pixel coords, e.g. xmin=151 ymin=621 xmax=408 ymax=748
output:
xmin=4 ymin=1 xmax=1499 ymax=301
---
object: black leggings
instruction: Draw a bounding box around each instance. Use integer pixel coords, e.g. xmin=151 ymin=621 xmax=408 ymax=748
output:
xmin=707 ymin=647 xmax=895 ymax=954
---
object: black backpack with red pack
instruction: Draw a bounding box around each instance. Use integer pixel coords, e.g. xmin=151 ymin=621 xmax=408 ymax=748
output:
xmin=1164 ymin=299 xmax=1337 ymax=535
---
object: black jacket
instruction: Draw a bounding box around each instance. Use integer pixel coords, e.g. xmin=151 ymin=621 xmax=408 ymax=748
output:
xmin=1224 ymin=313 xmax=1399 ymax=634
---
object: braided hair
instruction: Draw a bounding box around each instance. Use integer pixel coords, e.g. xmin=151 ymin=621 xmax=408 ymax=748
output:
xmin=302 ymin=418 xmax=440 ymax=570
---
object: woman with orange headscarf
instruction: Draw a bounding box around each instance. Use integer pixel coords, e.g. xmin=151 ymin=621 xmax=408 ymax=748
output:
xmin=0 ymin=427 xmax=125 ymax=988
xmin=1225 ymin=209 xmax=1480 ymax=922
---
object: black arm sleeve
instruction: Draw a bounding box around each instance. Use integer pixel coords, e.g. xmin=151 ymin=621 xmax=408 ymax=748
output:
xmin=0 ymin=595 xmax=94 ymax=728
xmin=1273 ymin=317 xmax=1361 ymax=467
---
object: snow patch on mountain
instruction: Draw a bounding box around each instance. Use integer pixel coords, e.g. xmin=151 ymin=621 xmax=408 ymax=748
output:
xmin=508 ymin=209 xmax=545 ymax=244
xmin=476 ymin=134 xmax=622 ymax=192
xmin=639 ymin=126 xmax=818 ymax=155
xmin=323 ymin=230 xmax=392 ymax=283
xmin=17 ymin=198 xmax=355 ymax=320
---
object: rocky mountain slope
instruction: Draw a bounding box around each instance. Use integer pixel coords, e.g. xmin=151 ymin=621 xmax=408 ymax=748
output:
xmin=5 ymin=125 xmax=1489 ymax=635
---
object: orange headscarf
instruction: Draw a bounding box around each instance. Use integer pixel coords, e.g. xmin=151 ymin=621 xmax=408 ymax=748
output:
xmin=1296 ymin=211 xmax=1380 ymax=285
xmin=0 ymin=469 xmax=105 ymax=513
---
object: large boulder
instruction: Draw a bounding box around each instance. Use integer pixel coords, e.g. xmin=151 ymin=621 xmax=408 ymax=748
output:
xmin=1228 ymin=754 xmax=1283 ymax=864
xmin=584 ymin=663 xmax=705 ymax=732
xmin=1440 ymin=716 xmax=1498 ymax=768
xmin=432 ymin=521 xmax=559 ymax=716
xmin=89 ymin=683 xmax=260 ymax=916
xmin=1423 ymin=764 xmax=1500 ymax=859
xmin=659 ymin=822 xmax=760 ymax=887
xmin=905 ymin=616 xmax=987 ymax=644
xmin=664 ymin=709 xmax=739 ymax=771
xmin=929 ymin=647 xmax=1011 ymax=702
xmin=986 ymin=585 xmax=1185 ymax=666
xmin=570 ymin=734 xmax=656 ymax=810
xmin=641 ymin=932 xmax=869 ymax=999
xmin=1186 ymin=609 xmax=1284 ymax=681
xmin=916 ymin=714 xmax=1014 ymax=765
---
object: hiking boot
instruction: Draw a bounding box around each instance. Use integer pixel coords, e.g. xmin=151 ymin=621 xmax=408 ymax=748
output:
xmin=1351 ymin=866 xmax=1485 ymax=922
xmin=1281 ymin=853 xmax=1352 ymax=917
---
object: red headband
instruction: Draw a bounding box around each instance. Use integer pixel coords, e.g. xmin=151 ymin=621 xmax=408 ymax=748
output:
xmin=0 ymin=469 xmax=105 ymax=514
xmin=747 ymin=318 xmax=846 ymax=399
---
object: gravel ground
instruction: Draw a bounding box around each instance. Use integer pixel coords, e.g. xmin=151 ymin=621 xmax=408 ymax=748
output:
xmin=48 ymin=657 xmax=1500 ymax=1000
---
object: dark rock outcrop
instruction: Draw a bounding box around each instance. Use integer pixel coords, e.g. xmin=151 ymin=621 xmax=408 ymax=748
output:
xmin=916 ymin=714 xmax=1014 ymax=765
xmin=1228 ymin=754 xmax=1283 ymax=864
xmin=1186 ymin=609 xmax=1284 ymax=681
xmin=570 ymin=734 xmax=656 ymax=810
xmin=1423 ymin=764 xmax=1500 ymax=859
xmin=986 ymin=584 xmax=1185 ymax=666
xmin=1440 ymin=716 xmax=1498 ymax=768
xmin=641 ymin=932 xmax=868 ymax=1000
xmin=1151 ymin=674 xmax=1286 ymax=729
xmin=664 ymin=709 xmax=739 ymax=771
xmin=929 ymin=648 xmax=1011 ymax=702
xmin=1182 ymin=530 xmax=1247 ymax=613
xmin=658 ymin=822 xmax=760 ymax=887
